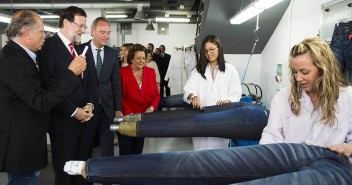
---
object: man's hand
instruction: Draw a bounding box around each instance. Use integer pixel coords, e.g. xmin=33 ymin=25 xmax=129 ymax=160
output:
xmin=81 ymin=104 xmax=94 ymax=123
xmin=73 ymin=108 xmax=90 ymax=122
xmin=68 ymin=56 xmax=86 ymax=75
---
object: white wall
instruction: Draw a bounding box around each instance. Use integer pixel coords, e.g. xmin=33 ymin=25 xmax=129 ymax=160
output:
xmin=114 ymin=23 xmax=197 ymax=52
xmin=225 ymin=54 xmax=262 ymax=88
xmin=259 ymin=0 xmax=332 ymax=108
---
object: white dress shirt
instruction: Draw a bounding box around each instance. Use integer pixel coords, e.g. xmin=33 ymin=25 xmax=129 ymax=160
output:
xmin=90 ymin=42 xmax=104 ymax=66
xmin=260 ymin=86 xmax=352 ymax=148
xmin=183 ymin=63 xmax=242 ymax=150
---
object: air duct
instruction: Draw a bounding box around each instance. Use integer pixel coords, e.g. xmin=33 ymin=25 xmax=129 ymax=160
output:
xmin=134 ymin=4 xmax=146 ymax=20
xmin=0 ymin=2 xmax=150 ymax=9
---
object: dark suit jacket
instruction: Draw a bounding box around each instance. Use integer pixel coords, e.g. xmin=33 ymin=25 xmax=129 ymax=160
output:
xmin=0 ymin=40 xmax=81 ymax=172
xmin=158 ymin=53 xmax=171 ymax=80
xmin=81 ymin=40 xmax=122 ymax=117
xmin=38 ymin=33 xmax=92 ymax=134
xmin=120 ymin=66 xmax=160 ymax=115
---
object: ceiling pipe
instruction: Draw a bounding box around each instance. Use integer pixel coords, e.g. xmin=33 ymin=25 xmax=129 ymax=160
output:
xmin=105 ymin=18 xmax=197 ymax=23
xmin=0 ymin=2 xmax=150 ymax=9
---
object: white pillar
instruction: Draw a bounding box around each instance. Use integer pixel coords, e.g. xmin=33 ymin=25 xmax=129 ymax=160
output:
xmin=81 ymin=8 xmax=103 ymax=43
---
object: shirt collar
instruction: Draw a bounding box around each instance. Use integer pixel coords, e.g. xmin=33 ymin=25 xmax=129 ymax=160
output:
xmin=90 ymin=42 xmax=104 ymax=51
xmin=13 ymin=40 xmax=36 ymax=62
xmin=58 ymin=30 xmax=72 ymax=46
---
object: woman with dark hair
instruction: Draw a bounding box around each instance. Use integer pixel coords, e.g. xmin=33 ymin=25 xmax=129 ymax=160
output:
xmin=183 ymin=35 xmax=242 ymax=150
xmin=117 ymin=44 xmax=160 ymax=156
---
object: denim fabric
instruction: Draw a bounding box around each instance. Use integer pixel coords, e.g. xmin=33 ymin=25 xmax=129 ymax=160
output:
xmin=158 ymin=94 xmax=191 ymax=108
xmin=135 ymin=102 xmax=267 ymax=140
xmin=7 ymin=170 xmax=40 ymax=185
xmin=85 ymin=143 xmax=352 ymax=185
xmin=330 ymin=21 xmax=352 ymax=82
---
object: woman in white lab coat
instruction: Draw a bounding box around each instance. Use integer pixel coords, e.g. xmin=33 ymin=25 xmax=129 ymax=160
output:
xmin=183 ymin=35 xmax=242 ymax=150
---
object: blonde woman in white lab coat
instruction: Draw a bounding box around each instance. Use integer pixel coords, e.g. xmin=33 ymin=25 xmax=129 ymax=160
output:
xmin=183 ymin=35 xmax=242 ymax=150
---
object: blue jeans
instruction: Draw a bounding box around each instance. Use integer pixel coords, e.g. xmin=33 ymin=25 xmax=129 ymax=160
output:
xmin=330 ymin=22 xmax=352 ymax=82
xmin=158 ymin=94 xmax=190 ymax=108
xmin=119 ymin=102 xmax=268 ymax=140
xmin=7 ymin=170 xmax=40 ymax=185
xmin=84 ymin=143 xmax=352 ymax=185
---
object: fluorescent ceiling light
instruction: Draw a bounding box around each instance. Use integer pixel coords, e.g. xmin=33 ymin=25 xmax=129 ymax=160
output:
xmin=255 ymin=0 xmax=285 ymax=9
xmin=230 ymin=0 xmax=285 ymax=24
xmin=0 ymin=14 xmax=57 ymax=33
xmin=0 ymin=15 xmax=11 ymax=23
xmin=44 ymin=25 xmax=58 ymax=33
xmin=106 ymin=14 xmax=128 ymax=18
xmin=230 ymin=6 xmax=263 ymax=24
xmin=155 ymin=17 xmax=190 ymax=23
xmin=40 ymin=15 xmax=59 ymax=19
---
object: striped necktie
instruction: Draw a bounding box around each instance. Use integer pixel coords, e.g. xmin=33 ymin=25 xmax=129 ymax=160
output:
xmin=96 ymin=48 xmax=103 ymax=77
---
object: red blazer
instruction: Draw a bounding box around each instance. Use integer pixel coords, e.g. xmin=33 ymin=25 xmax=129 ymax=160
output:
xmin=121 ymin=66 xmax=160 ymax=115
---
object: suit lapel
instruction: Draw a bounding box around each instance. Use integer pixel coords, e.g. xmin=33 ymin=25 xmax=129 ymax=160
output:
xmin=53 ymin=34 xmax=73 ymax=64
xmin=101 ymin=46 xmax=111 ymax=79
xmin=86 ymin=41 xmax=99 ymax=81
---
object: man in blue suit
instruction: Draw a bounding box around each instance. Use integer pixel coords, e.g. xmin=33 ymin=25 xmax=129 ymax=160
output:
xmin=82 ymin=17 xmax=123 ymax=157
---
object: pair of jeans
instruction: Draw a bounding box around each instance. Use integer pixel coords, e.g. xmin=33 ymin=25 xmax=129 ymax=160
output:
xmin=330 ymin=21 xmax=352 ymax=82
xmin=158 ymin=94 xmax=190 ymax=109
xmin=118 ymin=102 xmax=268 ymax=141
xmin=84 ymin=143 xmax=352 ymax=185
xmin=7 ymin=170 xmax=40 ymax=185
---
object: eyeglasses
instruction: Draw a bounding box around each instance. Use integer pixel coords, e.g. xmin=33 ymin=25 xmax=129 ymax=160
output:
xmin=72 ymin=21 xmax=87 ymax=30
xmin=205 ymin=47 xmax=217 ymax=54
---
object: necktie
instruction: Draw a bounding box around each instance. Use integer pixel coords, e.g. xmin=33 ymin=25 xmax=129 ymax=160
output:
xmin=96 ymin=48 xmax=103 ymax=78
xmin=69 ymin=43 xmax=82 ymax=78
xmin=33 ymin=56 xmax=39 ymax=71
xmin=69 ymin=43 xmax=76 ymax=58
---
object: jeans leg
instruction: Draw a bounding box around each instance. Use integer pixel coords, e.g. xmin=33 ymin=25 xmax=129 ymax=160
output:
xmin=158 ymin=94 xmax=190 ymax=108
xmin=330 ymin=22 xmax=352 ymax=82
xmin=135 ymin=103 xmax=268 ymax=140
xmin=84 ymin=143 xmax=349 ymax=185
xmin=8 ymin=170 xmax=40 ymax=185
xmin=235 ymin=157 xmax=352 ymax=185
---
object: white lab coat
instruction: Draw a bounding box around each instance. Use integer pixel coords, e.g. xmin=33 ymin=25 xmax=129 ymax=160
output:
xmin=260 ymin=86 xmax=352 ymax=150
xmin=184 ymin=63 xmax=242 ymax=150
xmin=165 ymin=50 xmax=197 ymax=95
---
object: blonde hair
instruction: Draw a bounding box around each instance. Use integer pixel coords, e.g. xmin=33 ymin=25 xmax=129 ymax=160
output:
xmin=289 ymin=37 xmax=348 ymax=126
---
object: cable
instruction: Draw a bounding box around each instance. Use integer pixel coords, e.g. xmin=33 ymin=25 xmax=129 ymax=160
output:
xmin=241 ymin=14 xmax=260 ymax=84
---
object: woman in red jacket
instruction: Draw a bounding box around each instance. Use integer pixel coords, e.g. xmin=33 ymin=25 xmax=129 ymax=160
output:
xmin=118 ymin=44 xmax=160 ymax=155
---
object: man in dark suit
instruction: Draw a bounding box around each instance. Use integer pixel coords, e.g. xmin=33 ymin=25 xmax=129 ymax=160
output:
xmin=82 ymin=17 xmax=123 ymax=158
xmin=0 ymin=10 xmax=86 ymax=185
xmin=38 ymin=6 xmax=94 ymax=185
xmin=147 ymin=43 xmax=160 ymax=62
xmin=159 ymin=44 xmax=171 ymax=97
